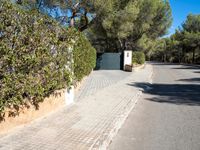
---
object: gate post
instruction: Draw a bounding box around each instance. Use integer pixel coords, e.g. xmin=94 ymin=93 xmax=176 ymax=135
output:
xmin=123 ymin=50 xmax=132 ymax=71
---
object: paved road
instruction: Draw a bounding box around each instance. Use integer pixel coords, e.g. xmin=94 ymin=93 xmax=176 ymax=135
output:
xmin=109 ymin=62 xmax=200 ymax=150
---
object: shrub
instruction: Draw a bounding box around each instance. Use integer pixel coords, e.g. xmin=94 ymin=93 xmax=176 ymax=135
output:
xmin=0 ymin=1 xmax=96 ymax=119
xmin=132 ymin=51 xmax=145 ymax=64
xmin=0 ymin=1 xmax=74 ymax=118
xmin=73 ymin=32 xmax=96 ymax=82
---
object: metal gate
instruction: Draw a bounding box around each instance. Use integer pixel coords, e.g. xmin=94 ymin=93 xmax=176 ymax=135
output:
xmin=95 ymin=53 xmax=123 ymax=70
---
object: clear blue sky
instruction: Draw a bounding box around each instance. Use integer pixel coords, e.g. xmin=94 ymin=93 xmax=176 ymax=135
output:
xmin=168 ymin=0 xmax=200 ymax=36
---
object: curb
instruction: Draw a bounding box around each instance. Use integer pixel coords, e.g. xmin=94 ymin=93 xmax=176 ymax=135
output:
xmin=90 ymin=64 xmax=153 ymax=150
xmin=93 ymin=91 xmax=142 ymax=150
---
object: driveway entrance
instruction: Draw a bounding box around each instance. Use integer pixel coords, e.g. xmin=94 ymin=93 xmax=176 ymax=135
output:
xmin=95 ymin=53 xmax=123 ymax=70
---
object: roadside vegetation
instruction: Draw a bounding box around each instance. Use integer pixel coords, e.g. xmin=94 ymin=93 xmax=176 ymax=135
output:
xmin=132 ymin=52 xmax=145 ymax=65
xmin=151 ymin=14 xmax=200 ymax=64
xmin=0 ymin=1 xmax=95 ymax=119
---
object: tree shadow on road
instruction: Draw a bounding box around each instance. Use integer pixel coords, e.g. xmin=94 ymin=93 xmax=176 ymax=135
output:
xmin=150 ymin=62 xmax=179 ymax=66
xmin=127 ymin=82 xmax=200 ymax=106
xmin=171 ymin=64 xmax=200 ymax=70
xmin=194 ymin=71 xmax=200 ymax=73
xmin=151 ymin=62 xmax=200 ymax=70
xmin=177 ymin=78 xmax=200 ymax=83
xmin=172 ymin=66 xmax=200 ymax=70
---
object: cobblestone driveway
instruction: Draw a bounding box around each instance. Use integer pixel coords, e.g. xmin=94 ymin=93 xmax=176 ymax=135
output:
xmin=76 ymin=70 xmax=131 ymax=100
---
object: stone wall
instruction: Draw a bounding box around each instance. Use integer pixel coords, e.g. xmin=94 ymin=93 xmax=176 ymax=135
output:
xmin=0 ymin=90 xmax=66 ymax=135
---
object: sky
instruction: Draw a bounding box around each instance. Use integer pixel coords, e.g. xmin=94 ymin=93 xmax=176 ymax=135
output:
xmin=168 ymin=0 xmax=200 ymax=36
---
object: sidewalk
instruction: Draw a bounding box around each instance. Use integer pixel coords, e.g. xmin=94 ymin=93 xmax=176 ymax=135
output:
xmin=0 ymin=64 xmax=152 ymax=150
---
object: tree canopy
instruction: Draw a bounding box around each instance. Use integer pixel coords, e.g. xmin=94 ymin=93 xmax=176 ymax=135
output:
xmin=14 ymin=0 xmax=172 ymax=53
xmin=89 ymin=0 xmax=172 ymax=51
xmin=15 ymin=1 xmax=172 ymax=33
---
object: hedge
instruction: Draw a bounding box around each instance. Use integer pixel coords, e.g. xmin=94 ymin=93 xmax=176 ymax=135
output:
xmin=132 ymin=51 xmax=145 ymax=64
xmin=0 ymin=1 xmax=96 ymax=119
xmin=73 ymin=32 xmax=96 ymax=82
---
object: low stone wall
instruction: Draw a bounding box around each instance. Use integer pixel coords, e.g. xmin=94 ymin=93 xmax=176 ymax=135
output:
xmin=0 ymin=75 xmax=89 ymax=135
xmin=0 ymin=90 xmax=66 ymax=135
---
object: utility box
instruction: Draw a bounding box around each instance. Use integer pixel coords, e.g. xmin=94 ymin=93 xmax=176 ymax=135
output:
xmin=124 ymin=50 xmax=132 ymax=71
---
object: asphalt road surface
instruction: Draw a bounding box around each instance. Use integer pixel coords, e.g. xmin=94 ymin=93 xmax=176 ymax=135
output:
xmin=109 ymin=62 xmax=200 ymax=150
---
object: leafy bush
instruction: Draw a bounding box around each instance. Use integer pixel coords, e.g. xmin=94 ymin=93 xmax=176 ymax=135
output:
xmin=0 ymin=1 xmax=96 ymax=119
xmin=132 ymin=51 xmax=145 ymax=64
xmin=73 ymin=32 xmax=96 ymax=82
xmin=0 ymin=1 xmax=75 ymax=118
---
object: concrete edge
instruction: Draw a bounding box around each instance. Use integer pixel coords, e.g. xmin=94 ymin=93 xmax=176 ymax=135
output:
xmin=90 ymin=64 xmax=153 ymax=150
xmin=97 ymin=91 xmax=142 ymax=150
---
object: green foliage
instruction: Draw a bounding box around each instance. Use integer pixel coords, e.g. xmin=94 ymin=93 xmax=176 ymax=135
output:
xmin=0 ymin=1 xmax=96 ymax=119
xmin=154 ymin=14 xmax=200 ymax=64
xmin=132 ymin=51 xmax=145 ymax=65
xmin=73 ymin=32 xmax=96 ymax=82
xmin=16 ymin=0 xmax=173 ymax=53
xmin=102 ymin=0 xmax=140 ymax=39
xmin=182 ymin=14 xmax=200 ymax=33
xmin=89 ymin=0 xmax=172 ymax=51
xmin=0 ymin=0 xmax=71 ymax=117
xmin=15 ymin=0 xmax=96 ymax=30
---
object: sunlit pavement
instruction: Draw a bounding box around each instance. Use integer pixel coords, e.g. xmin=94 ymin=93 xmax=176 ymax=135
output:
xmin=109 ymin=62 xmax=200 ymax=150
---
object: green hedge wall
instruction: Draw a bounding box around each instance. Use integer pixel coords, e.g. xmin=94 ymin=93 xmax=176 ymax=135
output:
xmin=73 ymin=32 xmax=96 ymax=82
xmin=132 ymin=51 xmax=145 ymax=64
xmin=0 ymin=1 xmax=96 ymax=119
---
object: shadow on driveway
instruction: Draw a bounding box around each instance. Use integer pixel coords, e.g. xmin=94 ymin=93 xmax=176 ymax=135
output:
xmin=127 ymin=82 xmax=200 ymax=106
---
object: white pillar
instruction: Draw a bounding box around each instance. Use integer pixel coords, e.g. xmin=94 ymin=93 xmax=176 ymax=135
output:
xmin=65 ymin=86 xmax=74 ymax=105
xmin=124 ymin=50 xmax=132 ymax=70
xmin=65 ymin=46 xmax=74 ymax=105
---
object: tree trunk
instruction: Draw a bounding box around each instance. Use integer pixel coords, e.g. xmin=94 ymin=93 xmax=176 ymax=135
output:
xmin=16 ymin=0 xmax=22 ymax=4
xmin=70 ymin=7 xmax=77 ymax=27
xmin=78 ymin=11 xmax=89 ymax=32
xmin=178 ymin=51 xmax=181 ymax=63
xmin=37 ymin=0 xmax=43 ymax=10
xmin=182 ymin=47 xmax=186 ymax=63
xmin=118 ymin=39 xmax=123 ymax=52
xmin=118 ymin=39 xmax=127 ymax=52
xmin=192 ymin=49 xmax=196 ymax=63
xmin=70 ymin=16 xmax=75 ymax=27
xmin=124 ymin=40 xmax=127 ymax=50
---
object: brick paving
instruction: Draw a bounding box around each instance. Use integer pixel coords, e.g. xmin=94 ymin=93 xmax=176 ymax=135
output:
xmin=0 ymin=65 xmax=152 ymax=150
xmin=75 ymin=70 xmax=131 ymax=100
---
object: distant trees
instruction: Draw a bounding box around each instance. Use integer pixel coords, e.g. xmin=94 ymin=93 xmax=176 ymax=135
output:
xmin=153 ymin=14 xmax=200 ymax=64
xmin=180 ymin=14 xmax=200 ymax=63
